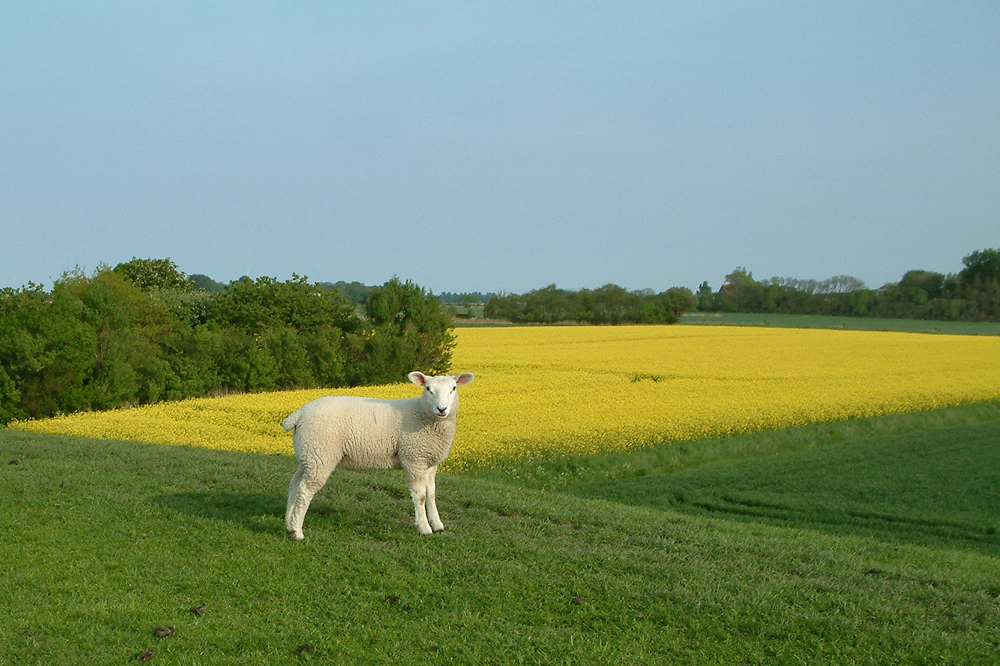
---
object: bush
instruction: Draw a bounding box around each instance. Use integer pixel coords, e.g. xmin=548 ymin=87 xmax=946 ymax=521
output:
xmin=0 ymin=266 xmax=455 ymax=425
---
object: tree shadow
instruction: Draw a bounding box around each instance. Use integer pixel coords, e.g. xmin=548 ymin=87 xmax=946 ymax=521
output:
xmin=148 ymin=492 xmax=287 ymax=535
xmin=148 ymin=477 xmax=408 ymax=537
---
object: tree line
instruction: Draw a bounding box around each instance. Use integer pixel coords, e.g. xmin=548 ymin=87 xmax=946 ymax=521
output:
xmin=5 ymin=248 xmax=996 ymax=424
xmin=699 ymin=249 xmax=1000 ymax=321
xmin=478 ymin=249 xmax=1000 ymax=325
xmin=0 ymin=259 xmax=453 ymax=425
xmin=484 ymin=284 xmax=697 ymax=325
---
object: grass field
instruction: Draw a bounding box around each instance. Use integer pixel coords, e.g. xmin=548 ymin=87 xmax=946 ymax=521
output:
xmin=2 ymin=404 xmax=999 ymax=664
xmin=5 ymin=323 xmax=1000 ymax=663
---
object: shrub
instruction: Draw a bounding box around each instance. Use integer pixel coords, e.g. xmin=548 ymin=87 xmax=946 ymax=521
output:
xmin=0 ymin=267 xmax=454 ymax=424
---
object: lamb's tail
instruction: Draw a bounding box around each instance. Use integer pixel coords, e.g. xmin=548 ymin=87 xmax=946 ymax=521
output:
xmin=281 ymin=409 xmax=302 ymax=432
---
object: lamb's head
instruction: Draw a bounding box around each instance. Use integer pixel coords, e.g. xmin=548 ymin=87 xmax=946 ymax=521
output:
xmin=408 ymin=371 xmax=475 ymax=420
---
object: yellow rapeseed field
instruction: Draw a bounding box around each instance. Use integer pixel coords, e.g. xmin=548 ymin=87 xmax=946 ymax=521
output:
xmin=11 ymin=326 xmax=1000 ymax=468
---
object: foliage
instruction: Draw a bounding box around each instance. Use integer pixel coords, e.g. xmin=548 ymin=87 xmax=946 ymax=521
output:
xmin=0 ymin=263 xmax=453 ymax=424
xmin=437 ymin=291 xmax=494 ymax=304
xmin=315 ymin=280 xmax=373 ymax=304
xmin=960 ymin=248 xmax=1000 ymax=285
xmin=484 ymin=283 xmax=695 ymax=324
xmin=189 ymin=273 xmax=227 ymax=293
xmin=700 ymin=248 xmax=1000 ymax=322
xmin=354 ymin=278 xmax=455 ymax=381
xmin=209 ymin=275 xmax=359 ymax=335
xmin=113 ymin=257 xmax=192 ymax=292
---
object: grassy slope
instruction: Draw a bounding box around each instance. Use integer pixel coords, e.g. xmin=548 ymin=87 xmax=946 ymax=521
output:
xmin=570 ymin=411 xmax=1000 ymax=555
xmin=2 ymin=406 xmax=1000 ymax=665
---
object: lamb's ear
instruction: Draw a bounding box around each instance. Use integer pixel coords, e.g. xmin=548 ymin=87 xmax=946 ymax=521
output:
xmin=408 ymin=371 xmax=428 ymax=386
xmin=455 ymin=372 xmax=474 ymax=386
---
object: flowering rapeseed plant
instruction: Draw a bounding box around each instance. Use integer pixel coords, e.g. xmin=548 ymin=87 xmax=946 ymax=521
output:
xmin=12 ymin=326 xmax=1000 ymax=468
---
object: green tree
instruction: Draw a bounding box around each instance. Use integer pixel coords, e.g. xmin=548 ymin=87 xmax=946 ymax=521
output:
xmin=646 ymin=287 xmax=696 ymax=323
xmin=190 ymin=274 xmax=227 ymax=293
xmin=697 ymin=282 xmax=715 ymax=311
xmin=0 ymin=265 xmax=457 ymax=423
xmin=522 ymin=285 xmax=576 ymax=323
xmin=719 ymin=268 xmax=764 ymax=312
xmin=960 ymin=249 xmax=1000 ymax=286
xmin=484 ymin=293 xmax=521 ymax=320
xmin=209 ymin=275 xmax=359 ymax=335
xmin=581 ymin=284 xmax=637 ymax=324
xmin=363 ymin=278 xmax=454 ymax=378
xmin=0 ymin=281 xmax=98 ymax=419
xmin=817 ymin=275 xmax=867 ymax=294
xmin=113 ymin=257 xmax=191 ymax=292
xmin=321 ymin=280 xmax=373 ymax=304
xmin=900 ymin=270 xmax=945 ymax=301
xmin=60 ymin=268 xmax=178 ymax=409
xmin=263 ymin=327 xmax=315 ymax=389
xmin=0 ymin=364 xmax=20 ymax=424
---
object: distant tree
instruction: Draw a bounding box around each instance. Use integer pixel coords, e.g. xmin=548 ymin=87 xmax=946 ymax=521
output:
xmin=319 ymin=281 xmax=373 ymax=304
xmin=647 ymin=287 xmax=696 ymax=323
xmin=768 ymin=277 xmax=819 ymax=294
xmin=437 ymin=291 xmax=493 ymax=304
xmin=522 ymin=285 xmax=576 ymax=323
xmin=697 ymin=281 xmax=715 ymax=311
xmin=582 ymin=284 xmax=637 ymax=324
xmin=965 ymin=277 xmax=1000 ymax=319
xmin=483 ymin=292 xmax=521 ymax=320
xmin=960 ymin=249 xmax=1000 ymax=286
xmin=899 ymin=270 xmax=945 ymax=300
xmin=817 ymin=275 xmax=867 ymax=294
xmin=113 ymin=258 xmax=191 ymax=292
xmin=190 ymin=274 xmax=227 ymax=293
xmin=719 ymin=268 xmax=764 ymax=312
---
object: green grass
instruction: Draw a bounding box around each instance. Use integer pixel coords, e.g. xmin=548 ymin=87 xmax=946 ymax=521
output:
xmin=569 ymin=409 xmax=1000 ymax=555
xmin=680 ymin=312 xmax=1000 ymax=335
xmin=3 ymin=406 xmax=1000 ymax=664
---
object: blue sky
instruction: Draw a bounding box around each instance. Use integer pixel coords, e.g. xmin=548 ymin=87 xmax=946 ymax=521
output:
xmin=2 ymin=1 xmax=997 ymax=294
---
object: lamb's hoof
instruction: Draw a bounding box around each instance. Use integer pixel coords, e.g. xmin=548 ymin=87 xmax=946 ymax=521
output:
xmin=288 ymin=529 xmax=304 ymax=541
xmin=432 ymin=525 xmax=446 ymax=533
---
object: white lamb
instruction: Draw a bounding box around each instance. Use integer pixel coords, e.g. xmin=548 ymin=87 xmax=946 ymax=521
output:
xmin=282 ymin=371 xmax=475 ymax=539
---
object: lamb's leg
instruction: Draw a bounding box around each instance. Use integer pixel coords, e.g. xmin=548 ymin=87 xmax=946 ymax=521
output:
xmin=405 ymin=465 xmax=434 ymax=535
xmin=425 ymin=465 xmax=445 ymax=532
xmin=286 ymin=462 xmax=335 ymax=540
xmin=285 ymin=463 xmax=305 ymax=520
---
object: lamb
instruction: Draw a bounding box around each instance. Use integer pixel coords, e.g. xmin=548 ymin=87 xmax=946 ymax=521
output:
xmin=281 ymin=371 xmax=475 ymax=539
